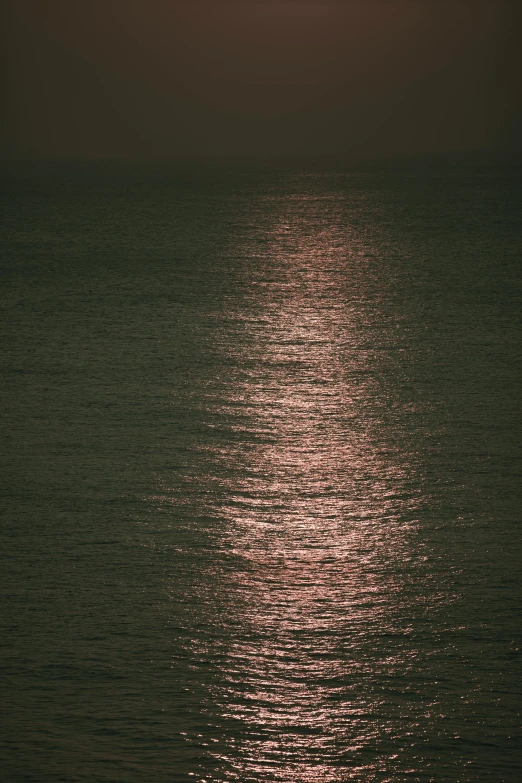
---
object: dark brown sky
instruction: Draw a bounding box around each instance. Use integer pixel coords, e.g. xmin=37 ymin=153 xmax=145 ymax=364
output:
xmin=3 ymin=0 xmax=522 ymax=160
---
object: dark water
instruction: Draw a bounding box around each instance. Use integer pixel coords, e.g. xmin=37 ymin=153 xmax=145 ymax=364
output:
xmin=1 ymin=160 xmax=521 ymax=782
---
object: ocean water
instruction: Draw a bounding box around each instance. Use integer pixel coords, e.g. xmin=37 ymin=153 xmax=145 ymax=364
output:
xmin=1 ymin=159 xmax=521 ymax=782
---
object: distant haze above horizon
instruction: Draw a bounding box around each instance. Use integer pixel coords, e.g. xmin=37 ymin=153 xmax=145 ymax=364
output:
xmin=3 ymin=0 xmax=522 ymax=161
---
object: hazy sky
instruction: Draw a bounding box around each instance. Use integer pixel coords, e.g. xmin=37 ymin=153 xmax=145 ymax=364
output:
xmin=3 ymin=0 xmax=522 ymax=160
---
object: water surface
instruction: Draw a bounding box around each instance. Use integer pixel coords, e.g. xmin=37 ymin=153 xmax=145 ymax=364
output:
xmin=1 ymin=160 xmax=521 ymax=782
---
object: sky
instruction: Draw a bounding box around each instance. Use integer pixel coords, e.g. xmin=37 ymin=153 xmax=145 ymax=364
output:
xmin=2 ymin=0 xmax=522 ymax=161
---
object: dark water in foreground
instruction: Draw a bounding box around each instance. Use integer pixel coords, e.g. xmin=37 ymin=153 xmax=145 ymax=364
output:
xmin=1 ymin=160 xmax=521 ymax=782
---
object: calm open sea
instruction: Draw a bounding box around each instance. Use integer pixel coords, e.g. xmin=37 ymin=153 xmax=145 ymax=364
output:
xmin=1 ymin=159 xmax=521 ymax=782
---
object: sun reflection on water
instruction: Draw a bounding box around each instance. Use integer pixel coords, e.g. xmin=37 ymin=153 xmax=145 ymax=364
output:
xmin=156 ymin=184 xmax=440 ymax=782
xmin=184 ymin=192 xmax=426 ymax=782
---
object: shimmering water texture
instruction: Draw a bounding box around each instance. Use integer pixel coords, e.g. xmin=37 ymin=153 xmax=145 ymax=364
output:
xmin=1 ymin=162 xmax=521 ymax=782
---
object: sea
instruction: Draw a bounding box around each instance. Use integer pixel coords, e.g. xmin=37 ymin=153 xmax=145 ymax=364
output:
xmin=1 ymin=157 xmax=521 ymax=782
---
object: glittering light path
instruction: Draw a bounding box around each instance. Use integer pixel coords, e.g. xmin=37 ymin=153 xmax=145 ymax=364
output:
xmin=190 ymin=183 xmax=428 ymax=782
